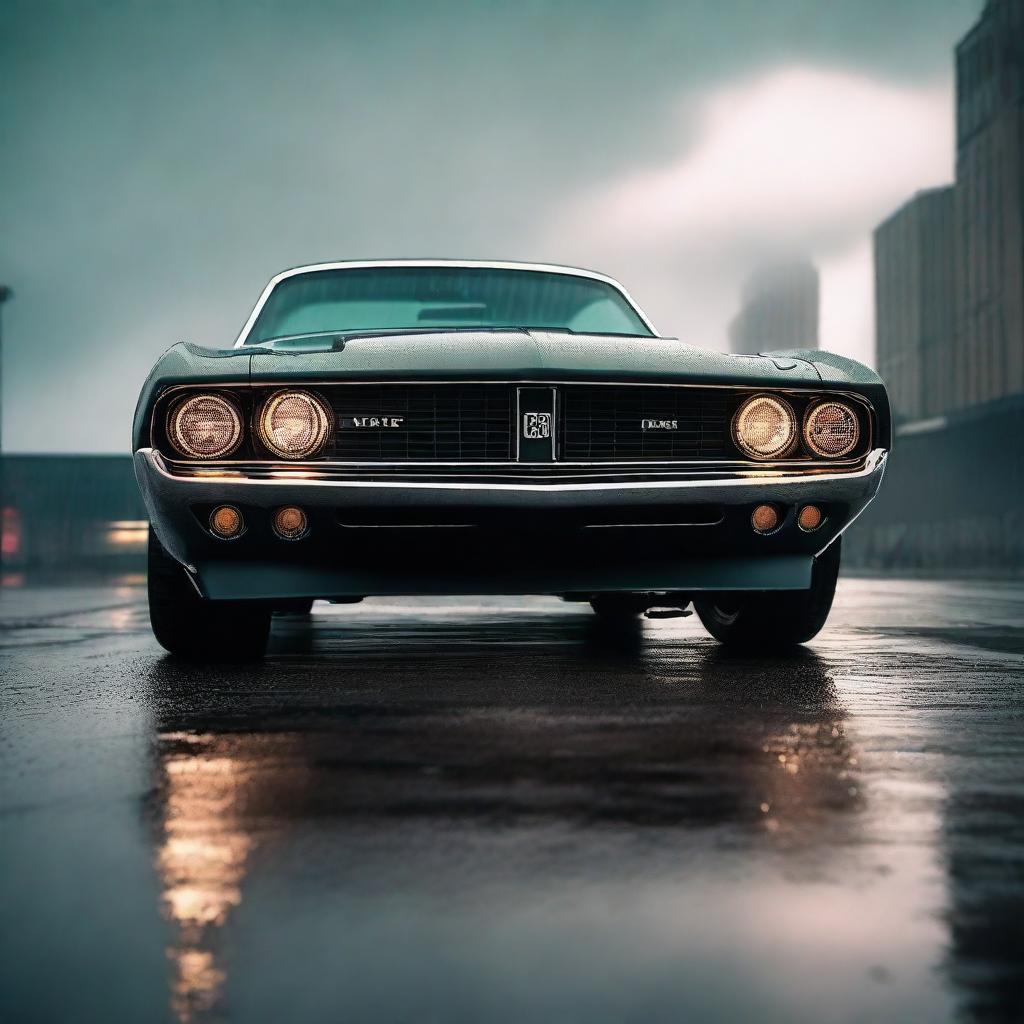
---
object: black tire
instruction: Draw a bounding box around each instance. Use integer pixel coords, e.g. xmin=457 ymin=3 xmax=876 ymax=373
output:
xmin=589 ymin=594 xmax=650 ymax=620
xmin=694 ymin=539 xmax=841 ymax=650
xmin=147 ymin=526 xmax=271 ymax=661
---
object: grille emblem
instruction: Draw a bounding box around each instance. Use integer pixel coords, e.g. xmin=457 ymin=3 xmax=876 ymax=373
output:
xmin=522 ymin=412 xmax=551 ymax=439
xmin=340 ymin=415 xmax=406 ymax=429
xmin=642 ymin=418 xmax=678 ymax=431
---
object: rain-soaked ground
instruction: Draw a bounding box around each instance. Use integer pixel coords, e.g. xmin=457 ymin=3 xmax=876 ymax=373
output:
xmin=1 ymin=576 xmax=1022 ymax=1024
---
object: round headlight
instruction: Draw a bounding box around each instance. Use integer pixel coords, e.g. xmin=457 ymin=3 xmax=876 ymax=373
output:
xmin=732 ymin=394 xmax=797 ymax=460
xmin=803 ymin=401 xmax=859 ymax=458
xmin=257 ymin=390 xmax=331 ymax=459
xmin=167 ymin=393 xmax=243 ymax=459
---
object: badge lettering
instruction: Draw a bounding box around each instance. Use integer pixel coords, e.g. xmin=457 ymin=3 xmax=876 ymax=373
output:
xmin=523 ymin=412 xmax=552 ymax=440
xmin=341 ymin=415 xmax=406 ymax=429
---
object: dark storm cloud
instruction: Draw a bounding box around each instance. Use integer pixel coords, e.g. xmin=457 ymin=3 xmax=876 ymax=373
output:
xmin=0 ymin=0 xmax=981 ymax=451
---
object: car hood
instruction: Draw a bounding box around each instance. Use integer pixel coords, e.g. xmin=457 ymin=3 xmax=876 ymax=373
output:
xmin=244 ymin=329 xmax=824 ymax=385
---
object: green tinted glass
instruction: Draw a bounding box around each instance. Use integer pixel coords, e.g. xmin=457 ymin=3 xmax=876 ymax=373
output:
xmin=246 ymin=266 xmax=651 ymax=343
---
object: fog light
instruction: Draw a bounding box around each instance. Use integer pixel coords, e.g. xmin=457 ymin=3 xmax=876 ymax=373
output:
xmin=798 ymin=505 xmax=824 ymax=532
xmin=209 ymin=505 xmax=244 ymax=539
xmin=273 ymin=505 xmax=308 ymax=540
xmin=751 ymin=504 xmax=779 ymax=534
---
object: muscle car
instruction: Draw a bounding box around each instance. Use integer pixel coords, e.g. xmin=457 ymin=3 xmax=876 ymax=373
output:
xmin=133 ymin=260 xmax=889 ymax=659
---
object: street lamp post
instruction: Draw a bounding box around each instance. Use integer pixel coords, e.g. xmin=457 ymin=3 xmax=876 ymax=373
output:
xmin=0 ymin=285 xmax=10 ymax=451
xmin=0 ymin=285 xmax=11 ymax=571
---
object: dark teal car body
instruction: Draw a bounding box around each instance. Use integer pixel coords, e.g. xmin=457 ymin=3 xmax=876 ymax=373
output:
xmin=133 ymin=261 xmax=890 ymax=659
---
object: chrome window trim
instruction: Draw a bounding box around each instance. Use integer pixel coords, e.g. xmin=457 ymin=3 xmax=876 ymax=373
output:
xmin=232 ymin=259 xmax=659 ymax=346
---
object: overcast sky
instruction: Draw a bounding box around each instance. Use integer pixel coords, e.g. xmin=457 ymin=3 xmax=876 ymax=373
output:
xmin=1 ymin=0 xmax=982 ymax=452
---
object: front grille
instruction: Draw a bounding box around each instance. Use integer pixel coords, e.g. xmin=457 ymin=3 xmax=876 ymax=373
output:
xmin=315 ymin=383 xmax=731 ymax=463
xmin=559 ymin=385 xmax=730 ymax=461
xmin=326 ymin=384 xmax=514 ymax=462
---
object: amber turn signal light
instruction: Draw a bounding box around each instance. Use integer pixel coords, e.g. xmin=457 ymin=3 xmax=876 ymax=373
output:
xmin=209 ymin=505 xmax=244 ymax=539
xmin=273 ymin=505 xmax=308 ymax=540
xmin=798 ymin=505 xmax=824 ymax=532
xmin=751 ymin=504 xmax=779 ymax=534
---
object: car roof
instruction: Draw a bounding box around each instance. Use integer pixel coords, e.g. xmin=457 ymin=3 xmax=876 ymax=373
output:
xmin=234 ymin=260 xmax=657 ymax=345
xmin=270 ymin=258 xmax=619 ymax=283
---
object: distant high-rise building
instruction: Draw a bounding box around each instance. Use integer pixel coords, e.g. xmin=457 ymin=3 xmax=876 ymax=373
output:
xmin=874 ymin=188 xmax=956 ymax=421
xmin=952 ymin=0 xmax=1024 ymax=410
xmin=728 ymin=261 xmax=819 ymax=355
xmin=875 ymin=0 xmax=1023 ymax=420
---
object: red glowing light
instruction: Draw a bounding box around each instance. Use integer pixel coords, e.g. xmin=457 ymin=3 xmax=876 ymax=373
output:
xmin=2 ymin=507 xmax=21 ymax=558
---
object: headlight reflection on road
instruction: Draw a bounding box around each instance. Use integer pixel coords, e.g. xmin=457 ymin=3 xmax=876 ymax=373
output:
xmin=757 ymin=719 xmax=863 ymax=838
xmin=156 ymin=732 xmax=255 ymax=1023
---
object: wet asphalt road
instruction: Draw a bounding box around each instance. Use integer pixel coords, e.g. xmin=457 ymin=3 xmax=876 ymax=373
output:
xmin=1 ymin=578 xmax=1023 ymax=1024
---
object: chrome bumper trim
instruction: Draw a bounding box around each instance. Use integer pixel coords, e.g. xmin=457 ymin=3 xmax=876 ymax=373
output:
xmin=137 ymin=448 xmax=886 ymax=495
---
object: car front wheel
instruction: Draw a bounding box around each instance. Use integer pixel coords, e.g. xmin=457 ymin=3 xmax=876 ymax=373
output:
xmin=694 ymin=539 xmax=841 ymax=650
xmin=147 ymin=526 xmax=271 ymax=661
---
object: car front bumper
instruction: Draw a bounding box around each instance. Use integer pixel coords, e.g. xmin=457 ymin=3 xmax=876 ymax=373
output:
xmin=134 ymin=448 xmax=888 ymax=600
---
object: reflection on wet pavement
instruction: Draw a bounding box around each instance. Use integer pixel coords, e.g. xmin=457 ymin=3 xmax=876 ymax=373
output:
xmin=2 ymin=580 xmax=1023 ymax=1022
xmin=156 ymin=732 xmax=256 ymax=1022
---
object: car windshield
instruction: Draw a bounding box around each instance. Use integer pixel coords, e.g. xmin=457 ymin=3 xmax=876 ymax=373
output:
xmin=244 ymin=266 xmax=652 ymax=343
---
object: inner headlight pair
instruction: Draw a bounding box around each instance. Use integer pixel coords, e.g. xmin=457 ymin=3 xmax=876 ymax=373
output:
xmin=167 ymin=390 xmax=331 ymax=460
xmin=732 ymin=394 xmax=859 ymax=460
xmin=256 ymin=391 xmax=331 ymax=459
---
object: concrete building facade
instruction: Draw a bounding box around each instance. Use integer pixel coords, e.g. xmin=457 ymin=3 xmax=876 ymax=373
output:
xmin=952 ymin=0 xmax=1024 ymax=411
xmin=728 ymin=261 xmax=819 ymax=355
xmin=874 ymin=187 xmax=957 ymax=421
xmin=861 ymin=0 xmax=1024 ymax=570
xmin=875 ymin=0 xmax=1023 ymax=421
